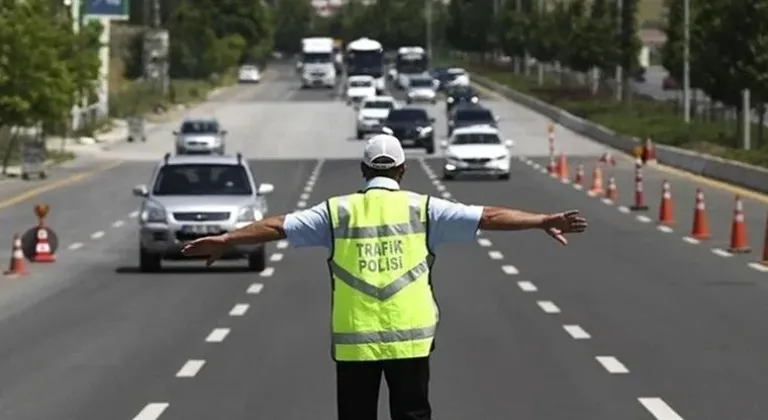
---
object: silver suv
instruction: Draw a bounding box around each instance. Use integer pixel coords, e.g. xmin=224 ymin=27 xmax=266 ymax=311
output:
xmin=174 ymin=118 xmax=227 ymax=155
xmin=132 ymin=153 xmax=274 ymax=272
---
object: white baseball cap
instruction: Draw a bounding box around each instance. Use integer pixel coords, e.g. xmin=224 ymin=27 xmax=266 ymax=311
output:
xmin=362 ymin=134 xmax=406 ymax=170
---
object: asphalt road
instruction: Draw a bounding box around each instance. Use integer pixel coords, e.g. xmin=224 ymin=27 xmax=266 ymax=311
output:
xmin=0 ymin=63 xmax=766 ymax=420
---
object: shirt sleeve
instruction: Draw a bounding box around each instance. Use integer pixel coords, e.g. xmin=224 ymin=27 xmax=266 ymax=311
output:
xmin=427 ymin=197 xmax=484 ymax=251
xmin=282 ymin=202 xmax=332 ymax=249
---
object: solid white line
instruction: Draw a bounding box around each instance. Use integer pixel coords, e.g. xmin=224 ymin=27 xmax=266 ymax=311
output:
xmin=537 ymin=301 xmax=560 ymax=313
xmin=596 ymin=356 xmax=629 ymax=374
xmin=176 ymin=360 xmax=205 ymax=378
xmin=488 ymin=251 xmax=504 ymax=260
xmin=636 ymin=215 xmax=652 ymax=223
xmin=657 ymin=225 xmax=673 ymax=233
xmin=477 ymin=238 xmax=492 ymax=247
xmin=229 ymin=303 xmax=249 ymax=316
xmin=276 ymin=240 xmax=289 ymax=249
xmin=501 ymin=265 xmax=519 ymax=275
xmin=270 ymin=253 xmax=283 ymax=262
xmin=247 ymin=283 xmax=264 ymax=294
xmin=638 ymin=397 xmax=685 ymax=420
xmin=563 ymin=325 xmax=591 ymax=339
xmin=682 ymin=236 xmax=699 ymax=244
xmin=132 ymin=403 xmax=169 ymax=420
xmin=517 ymin=281 xmax=537 ymax=292
xmin=300 ymin=193 xmax=310 ymax=200
xmin=259 ymin=267 xmax=275 ymax=277
xmin=441 ymin=192 xmax=451 ymax=199
xmin=748 ymin=262 xmax=768 ymax=272
xmin=68 ymin=242 xmax=84 ymax=250
xmin=296 ymin=201 xmax=307 ymax=208
xmin=129 ymin=211 xmax=140 ymax=218
xmin=205 ymin=328 xmax=230 ymax=343
xmin=712 ymin=248 xmax=733 ymax=258
xmin=112 ymin=220 xmax=124 ymax=228
xmin=91 ymin=231 xmax=104 ymax=239
xmin=618 ymin=206 xmax=630 ymax=213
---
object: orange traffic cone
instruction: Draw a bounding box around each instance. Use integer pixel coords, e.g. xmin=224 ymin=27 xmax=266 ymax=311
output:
xmin=690 ymin=189 xmax=710 ymax=239
xmin=642 ymin=137 xmax=657 ymax=165
xmin=728 ymin=195 xmax=750 ymax=253
xmin=557 ymin=153 xmax=568 ymax=181
xmin=573 ymin=164 xmax=584 ymax=187
xmin=32 ymin=227 xmax=55 ymax=262
xmin=629 ymin=160 xmax=648 ymax=211
xmin=658 ymin=180 xmax=674 ymax=225
xmin=587 ymin=165 xmax=604 ymax=196
xmin=4 ymin=234 xmax=28 ymax=276
xmin=605 ymin=177 xmax=618 ymax=201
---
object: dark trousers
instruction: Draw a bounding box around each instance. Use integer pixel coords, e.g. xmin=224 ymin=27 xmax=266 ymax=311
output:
xmin=336 ymin=357 xmax=432 ymax=420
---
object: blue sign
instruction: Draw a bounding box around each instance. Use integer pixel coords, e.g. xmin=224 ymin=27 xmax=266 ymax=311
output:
xmin=85 ymin=0 xmax=129 ymax=18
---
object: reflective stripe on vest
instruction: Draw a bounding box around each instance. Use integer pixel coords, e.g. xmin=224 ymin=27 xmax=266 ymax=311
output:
xmin=328 ymin=190 xmax=438 ymax=361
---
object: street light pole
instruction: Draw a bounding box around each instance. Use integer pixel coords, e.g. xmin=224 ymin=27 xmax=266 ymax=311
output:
xmin=683 ymin=0 xmax=691 ymax=123
xmin=426 ymin=0 xmax=432 ymax=61
xmin=615 ymin=0 xmax=623 ymax=101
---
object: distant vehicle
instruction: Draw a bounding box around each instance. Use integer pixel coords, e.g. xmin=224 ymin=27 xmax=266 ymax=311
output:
xmin=662 ymin=75 xmax=678 ymax=91
xmin=440 ymin=67 xmax=470 ymax=90
xmin=238 ymin=65 xmax=261 ymax=83
xmin=406 ymin=75 xmax=437 ymax=104
xmin=300 ymin=37 xmax=337 ymax=88
xmin=441 ymin=125 xmax=513 ymax=180
xmin=381 ymin=107 xmax=435 ymax=154
xmin=395 ymin=46 xmax=429 ymax=90
xmin=356 ymin=96 xmax=398 ymax=139
xmin=173 ymin=118 xmax=227 ymax=155
xmin=346 ymin=37 xmax=386 ymax=94
xmin=132 ymin=153 xmax=275 ymax=272
xmin=445 ymin=85 xmax=480 ymax=114
xmin=345 ymin=75 xmax=377 ymax=105
xmin=447 ymin=104 xmax=498 ymax=136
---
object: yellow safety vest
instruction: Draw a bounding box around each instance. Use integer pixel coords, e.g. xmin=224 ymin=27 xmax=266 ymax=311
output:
xmin=327 ymin=189 xmax=438 ymax=361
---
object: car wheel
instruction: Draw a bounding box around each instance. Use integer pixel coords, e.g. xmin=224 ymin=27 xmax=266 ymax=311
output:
xmin=425 ymin=141 xmax=435 ymax=155
xmin=356 ymin=130 xmax=364 ymax=140
xmin=442 ymin=173 xmax=454 ymax=181
xmin=247 ymin=248 xmax=266 ymax=272
xmin=175 ymin=146 xmax=185 ymax=155
xmin=139 ymin=246 xmax=162 ymax=272
xmin=498 ymin=173 xmax=510 ymax=180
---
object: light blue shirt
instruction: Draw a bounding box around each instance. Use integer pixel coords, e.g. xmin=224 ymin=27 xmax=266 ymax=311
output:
xmin=282 ymin=177 xmax=484 ymax=252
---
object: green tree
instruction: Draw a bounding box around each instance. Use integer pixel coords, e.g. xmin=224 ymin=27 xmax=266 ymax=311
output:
xmin=586 ymin=0 xmax=618 ymax=75
xmin=526 ymin=3 xmax=565 ymax=65
xmin=661 ymin=0 xmax=685 ymax=85
xmin=560 ymin=0 xmax=594 ymax=74
xmin=272 ymin=0 xmax=313 ymax=54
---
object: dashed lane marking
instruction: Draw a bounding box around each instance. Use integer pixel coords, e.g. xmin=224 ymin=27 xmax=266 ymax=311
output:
xmin=501 ymin=265 xmax=519 ymax=275
xmin=276 ymin=240 xmax=289 ymax=249
xmin=488 ymin=251 xmax=503 ymax=260
xmin=712 ymin=248 xmax=733 ymax=258
xmin=300 ymin=193 xmax=310 ymax=200
xmin=636 ymin=215 xmax=652 ymax=223
xmin=132 ymin=403 xmax=169 ymax=420
xmin=682 ymin=236 xmax=700 ymax=244
xmin=440 ymin=191 xmax=451 ymax=199
xmin=247 ymin=283 xmax=265 ymax=294
xmin=563 ymin=325 xmax=591 ymax=339
xmin=436 ymin=184 xmax=446 ymax=192
xmin=601 ymin=198 xmax=613 ymax=205
xmin=270 ymin=253 xmax=283 ymax=262
xmin=748 ymin=262 xmax=768 ymax=272
xmin=303 ymin=186 xmax=313 ymax=193
xmin=477 ymin=238 xmax=492 ymax=247
xmin=229 ymin=303 xmax=249 ymax=316
xmin=112 ymin=220 xmax=124 ymax=228
xmin=297 ymin=201 xmax=307 ymax=208
xmin=130 ymin=210 xmax=139 ymax=218
xmin=657 ymin=225 xmax=673 ymax=233
xmin=259 ymin=267 xmax=275 ymax=277
xmin=638 ymin=397 xmax=685 ymax=420
xmin=205 ymin=328 xmax=230 ymax=343
xmin=596 ymin=356 xmax=630 ymax=374
xmin=91 ymin=231 xmax=104 ymax=239
xmin=517 ymin=281 xmax=537 ymax=292
xmin=68 ymin=242 xmax=83 ymax=250
xmin=537 ymin=301 xmax=560 ymax=314
xmin=176 ymin=360 xmax=205 ymax=378
xmin=618 ymin=206 xmax=630 ymax=213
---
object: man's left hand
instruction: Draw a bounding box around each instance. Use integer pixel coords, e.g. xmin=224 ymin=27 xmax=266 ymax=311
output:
xmin=542 ymin=210 xmax=587 ymax=246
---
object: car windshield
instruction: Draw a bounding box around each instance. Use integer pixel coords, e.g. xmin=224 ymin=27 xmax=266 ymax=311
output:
xmin=449 ymin=87 xmax=477 ymax=97
xmin=180 ymin=121 xmax=219 ymax=134
xmin=349 ymin=80 xmax=372 ymax=87
xmin=364 ymin=101 xmax=394 ymax=109
xmin=410 ymin=79 xmax=433 ymax=88
xmin=457 ymin=110 xmax=493 ymax=122
xmin=152 ymin=164 xmax=252 ymax=196
xmin=452 ymin=133 xmax=501 ymax=145
xmin=387 ymin=109 xmax=429 ymax=122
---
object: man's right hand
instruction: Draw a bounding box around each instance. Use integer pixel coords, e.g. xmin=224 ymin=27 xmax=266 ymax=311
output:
xmin=542 ymin=210 xmax=587 ymax=246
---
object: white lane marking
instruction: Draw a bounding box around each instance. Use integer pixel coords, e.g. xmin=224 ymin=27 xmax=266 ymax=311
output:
xmin=748 ymin=262 xmax=768 ymax=272
xmin=259 ymin=267 xmax=275 ymax=277
xmin=596 ymin=356 xmax=629 ymax=374
xmin=229 ymin=303 xmax=249 ymax=316
xmin=537 ymin=301 xmax=560 ymax=313
xmin=539 ymin=168 xmax=548 ymax=174
xmin=68 ymin=242 xmax=84 ymax=250
xmin=712 ymin=248 xmax=733 ymax=258
xmin=129 ymin=211 xmax=139 ymax=218
xmin=132 ymin=403 xmax=169 ymax=420
xmin=517 ymin=281 xmax=537 ymax=292
xmin=91 ymin=231 xmax=104 ymax=239
xmin=501 ymin=265 xmax=519 ymax=275
xmin=300 ymin=193 xmax=310 ymax=200
xmin=112 ymin=220 xmax=124 ymax=228
xmin=638 ymin=397 xmax=685 ymax=420
xmin=276 ymin=240 xmax=289 ymax=249
xmin=601 ymin=198 xmax=613 ymax=205
xmin=477 ymin=238 xmax=492 ymax=247
xmin=270 ymin=253 xmax=283 ymax=262
xmin=560 ymin=178 xmax=570 ymax=184
xmin=657 ymin=225 xmax=673 ymax=233
xmin=563 ymin=325 xmax=591 ymax=339
xmin=488 ymin=251 xmax=503 ymax=260
xmin=636 ymin=215 xmax=652 ymax=223
xmin=205 ymin=328 xmax=230 ymax=343
xmin=441 ymin=192 xmax=451 ymax=199
xmin=432 ymin=179 xmax=441 ymax=186
xmin=682 ymin=236 xmax=699 ymax=244
xmin=296 ymin=201 xmax=307 ymax=208
xmin=303 ymin=186 xmax=313 ymax=193
xmin=247 ymin=283 xmax=264 ymax=294
xmin=532 ymin=163 xmax=541 ymax=170
xmin=176 ymin=360 xmax=205 ymax=378
xmin=618 ymin=206 xmax=630 ymax=213
xmin=573 ymin=184 xmax=583 ymax=190
xmin=436 ymin=184 xmax=446 ymax=192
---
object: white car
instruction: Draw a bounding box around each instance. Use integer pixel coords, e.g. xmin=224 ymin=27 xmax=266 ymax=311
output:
xmin=356 ymin=96 xmax=398 ymax=139
xmin=345 ymin=75 xmax=377 ymax=105
xmin=441 ymin=125 xmax=514 ymax=180
xmin=238 ymin=65 xmax=261 ymax=83
xmin=406 ymin=76 xmax=437 ymax=104
xmin=444 ymin=68 xmax=470 ymax=88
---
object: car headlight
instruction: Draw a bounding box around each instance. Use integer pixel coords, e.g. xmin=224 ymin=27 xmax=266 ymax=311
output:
xmin=471 ymin=96 xmax=479 ymax=103
xmin=141 ymin=201 xmax=166 ymax=223
xmin=494 ymin=154 xmax=508 ymax=160
xmin=418 ymin=126 xmax=433 ymax=136
xmin=237 ymin=206 xmax=263 ymax=222
xmin=407 ymin=91 xmax=415 ymax=97
xmin=447 ymin=97 xmax=454 ymax=103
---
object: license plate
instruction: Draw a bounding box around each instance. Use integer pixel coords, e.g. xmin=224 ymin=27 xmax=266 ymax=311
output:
xmin=401 ymin=139 xmax=415 ymax=145
xmin=181 ymin=225 xmax=222 ymax=234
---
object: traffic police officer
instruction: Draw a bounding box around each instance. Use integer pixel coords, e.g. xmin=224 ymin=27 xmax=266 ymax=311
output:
xmin=182 ymin=134 xmax=587 ymax=420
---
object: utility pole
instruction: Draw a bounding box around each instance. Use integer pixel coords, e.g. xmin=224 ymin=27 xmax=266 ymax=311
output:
xmin=682 ymin=0 xmax=690 ymax=122
xmin=426 ymin=0 xmax=432 ymax=61
xmin=615 ymin=0 xmax=623 ymax=101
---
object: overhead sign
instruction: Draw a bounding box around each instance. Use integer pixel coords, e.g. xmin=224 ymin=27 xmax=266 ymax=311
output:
xmin=85 ymin=0 xmax=129 ymax=19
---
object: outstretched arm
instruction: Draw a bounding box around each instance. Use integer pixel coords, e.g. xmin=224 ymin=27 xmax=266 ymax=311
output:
xmin=479 ymin=207 xmax=587 ymax=245
xmin=222 ymin=215 xmax=286 ymax=245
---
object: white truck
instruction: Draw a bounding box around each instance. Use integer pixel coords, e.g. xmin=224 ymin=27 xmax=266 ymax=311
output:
xmin=395 ymin=46 xmax=429 ymax=90
xmin=300 ymin=37 xmax=337 ymax=89
xmin=345 ymin=37 xmax=386 ymax=94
